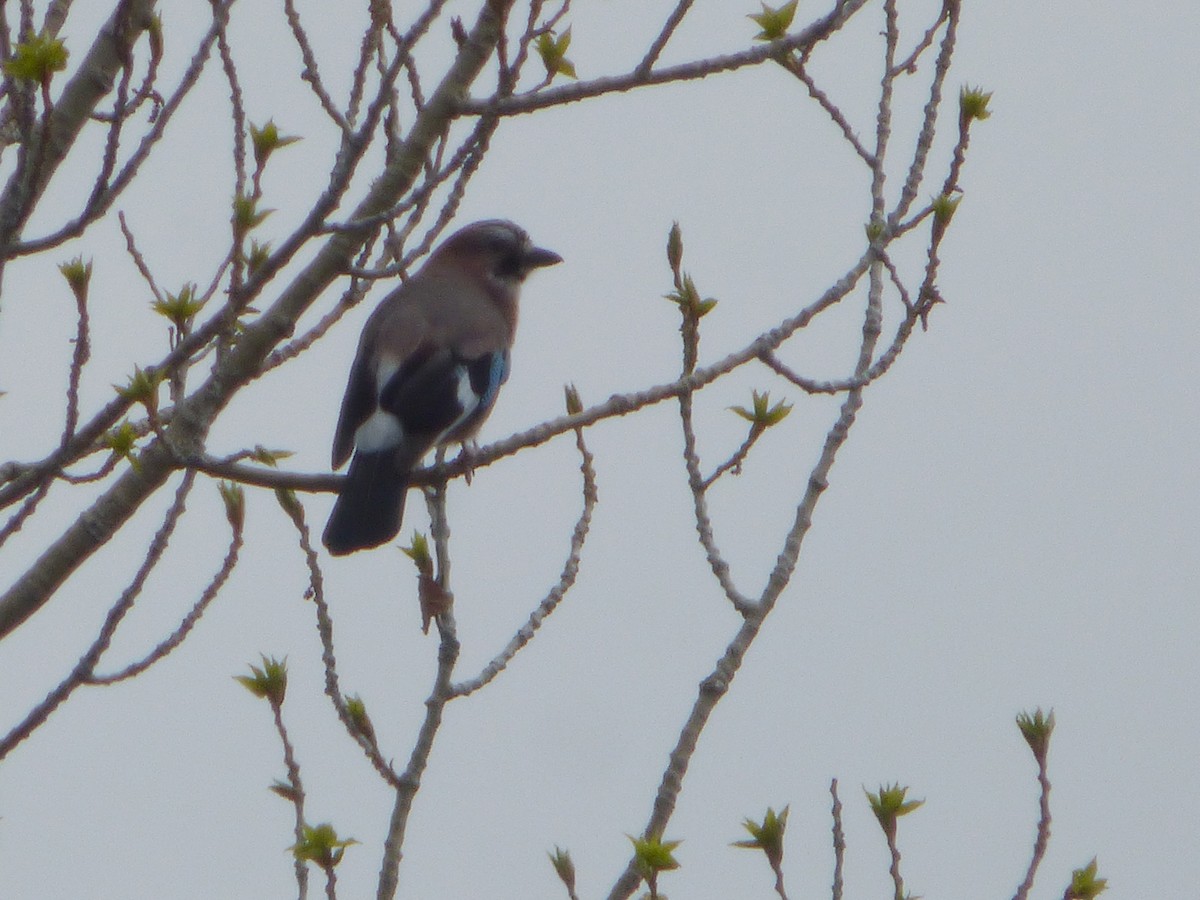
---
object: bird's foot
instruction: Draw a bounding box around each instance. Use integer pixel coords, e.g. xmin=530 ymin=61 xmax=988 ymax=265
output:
xmin=456 ymin=440 xmax=479 ymax=485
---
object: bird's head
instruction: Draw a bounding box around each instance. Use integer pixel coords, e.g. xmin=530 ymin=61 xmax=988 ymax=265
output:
xmin=433 ymin=220 xmax=562 ymax=291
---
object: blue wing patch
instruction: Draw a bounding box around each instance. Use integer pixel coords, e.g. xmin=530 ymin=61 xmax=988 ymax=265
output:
xmin=470 ymin=349 xmax=510 ymax=410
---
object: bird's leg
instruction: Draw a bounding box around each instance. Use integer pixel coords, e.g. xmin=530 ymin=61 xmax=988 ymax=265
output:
xmin=456 ymin=440 xmax=479 ymax=485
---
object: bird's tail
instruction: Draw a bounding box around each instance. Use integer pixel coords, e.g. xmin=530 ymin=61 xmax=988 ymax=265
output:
xmin=322 ymin=450 xmax=408 ymax=556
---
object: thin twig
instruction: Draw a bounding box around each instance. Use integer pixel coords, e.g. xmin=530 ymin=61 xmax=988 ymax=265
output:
xmin=937 ymin=6 xmax=970 ymax=201
xmin=271 ymin=697 xmax=310 ymax=900
xmin=501 ymin=1 xmax=572 ymax=96
xmin=500 ymin=0 xmax=542 ymax=93
xmin=118 ymin=210 xmax=163 ymax=304
xmin=60 ymin=272 xmax=91 ymax=447
xmin=214 ymin=0 xmax=249 ymax=310
xmin=394 ymin=120 xmax=498 ymax=273
xmin=700 ymin=427 xmax=765 ymax=490
xmin=377 ymin=477 xmax=461 ymax=900
xmin=830 ymin=779 xmax=845 ymax=900
xmin=87 ymin=499 xmax=243 ymax=684
xmin=275 ymin=491 xmax=404 ymax=790
xmin=784 ymin=52 xmax=874 ymax=167
xmin=80 ymin=10 xmax=135 ymax=231
xmin=9 ymin=2 xmax=226 ymax=257
xmin=345 ymin=8 xmax=384 ymax=128
xmin=459 ymin=0 xmax=872 ymax=118
xmin=609 ymin=7 xmax=928 ymax=888
xmin=607 ymin=274 xmax=886 ymax=900
xmin=635 ymin=0 xmax=696 ymax=77
xmin=758 ymin=305 xmax=917 ymax=396
xmin=0 ymin=471 xmax=196 ymax=760
xmin=871 ymin=0 xmax=899 ymax=223
xmin=676 ymin=299 xmax=754 ymax=614
xmin=322 ymin=117 xmax=491 ymax=238
xmin=187 ymin=250 xmax=875 ymax=501
xmin=890 ymin=1 xmax=950 ymax=76
xmin=282 ymin=0 xmax=350 ymax=132
xmin=0 ymin=481 xmax=50 ymax=550
xmin=58 ymin=454 xmax=119 ymax=485
xmin=90 ymin=2 xmax=163 ymax=125
xmin=888 ymin=0 xmax=960 ymax=227
xmin=1012 ymin=751 xmax=1053 ymax=900
xmin=885 ymin=818 xmax=906 ymax=900
xmin=449 ymin=416 xmax=596 ymax=697
xmin=215 ymin=3 xmax=246 ymax=199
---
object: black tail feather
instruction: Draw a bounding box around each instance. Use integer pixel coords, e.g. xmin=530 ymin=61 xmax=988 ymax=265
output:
xmin=322 ymin=451 xmax=408 ymax=556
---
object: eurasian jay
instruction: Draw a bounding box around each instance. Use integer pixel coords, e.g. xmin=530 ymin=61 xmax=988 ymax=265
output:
xmin=322 ymin=220 xmax=562 ymax=556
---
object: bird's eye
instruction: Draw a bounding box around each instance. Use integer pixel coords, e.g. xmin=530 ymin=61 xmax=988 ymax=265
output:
xmin=493 ymin=248 xmax=523 ymax=279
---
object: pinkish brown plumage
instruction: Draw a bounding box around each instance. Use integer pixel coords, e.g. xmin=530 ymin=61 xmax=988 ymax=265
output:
xmin=323 ymin=220 xmax=561 ymax=556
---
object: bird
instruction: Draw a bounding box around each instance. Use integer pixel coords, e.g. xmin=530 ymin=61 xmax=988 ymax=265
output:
xmin=322 ymin=219 xmax=562 ymax=556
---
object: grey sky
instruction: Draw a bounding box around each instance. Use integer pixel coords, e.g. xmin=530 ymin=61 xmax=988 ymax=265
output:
xmin=0 ymin=2 xmax=1196 ymax=898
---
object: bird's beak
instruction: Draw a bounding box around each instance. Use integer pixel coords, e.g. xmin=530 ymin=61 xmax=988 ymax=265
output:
xmin=523 ymin=245 xmax=563 ymax=269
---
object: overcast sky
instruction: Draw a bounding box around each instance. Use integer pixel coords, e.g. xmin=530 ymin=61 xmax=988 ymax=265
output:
xmin=0 ymin=2 xmax=1197 ymax=898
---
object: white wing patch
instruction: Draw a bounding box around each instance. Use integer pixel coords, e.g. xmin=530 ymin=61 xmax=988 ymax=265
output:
xmin=354 ymin=362 xmax=483 ymax=454
xmin=374 ymin=357 xmax=400 ymax=398
xmin=355 ymin=409 xmax=403 ymax=453
xmin=431 ymin=365 xmax=481 ymax=445
xmin=352 ymin=356 xmax=405 ymax=453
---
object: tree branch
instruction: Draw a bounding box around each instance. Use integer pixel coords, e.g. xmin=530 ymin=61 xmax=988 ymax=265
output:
xmin=0 ymin=0 xmax=512 ymax=643
xmin=457 ymin=0 xmax=871 ymax=118
xmin=0 ymin=0 xmax=159 ymax=260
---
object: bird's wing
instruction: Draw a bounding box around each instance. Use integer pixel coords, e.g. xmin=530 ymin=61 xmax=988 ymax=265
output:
xmin=331 ymin=344 xmax=377 ymax=469
xmin=331 ymin=278 xmax=513 ymax=468
xmin=467 ymin=347 xmax=511 ymax=410
xmin=378 ymin=343 xmax=509 ymax=449
xmin=330 ymin=293 xmax=427 ymax=469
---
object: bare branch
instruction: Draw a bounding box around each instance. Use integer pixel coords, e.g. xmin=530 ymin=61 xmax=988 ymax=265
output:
xmin=449 ymin=416 xmax=596 ymax=697
xmin=0 ymin=0 xmax=159 ymax=257
xmin=1012 ymin=747 xmax=1053 ymax=900
xmin=345 ymin=8 xmax=384 ymax=128
xmin=214 ymin=2 xmax=246 ymax=201
xmin=607 ymin=279 xmax=887 ymax=897
xmin=0 ymin=482 xmax=49 ymax=551
xmin=885 ymin=816 xmax=907 ymax=900
xmin=889 ymin=0 xmax=961 ymax=226
xmin=41 ymin=0 xmax=74 ymax=37
xmin=377 ymin=476 xmax=460 ymax=900
xmin=870 ymin=0 xmax=900 ymax=222
xmin=274 ymin=489 xmax=404 ymax=790
xmin=459 ymin=0 xmax=871 ymax=118
xmin=87 ymin=485 xmax=243 ymax=684
xmin=0 ymin=0 xmax=513 ymax=642
xmin=783 ymin=52 xmax=874 ymax=167
xmin=272 ymin=698 xmax=311 ymax=900
xmin=831 ymin=779 xmax=845 ymax=900
xmin=0 ymin=470 xmax=196 ymax=761
xmin=118 ymin=209 xmax=163 ymax=303
xmin=891 ymin=0 xmax=950 ymax=76
xmin=282 ymin=0 xmax=350 ymax=132
xmin=60 ymin=269 xmax=91 ymax=447
xmin=8 ymin=2 xmax=226 ymax=257
xmin=676 ymin=299 xmax=754 ymax=613
xmin=635 ymin=0 xmax=697 ymax=77
xmin=699 ymin=426 xmax=766 ymax=490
